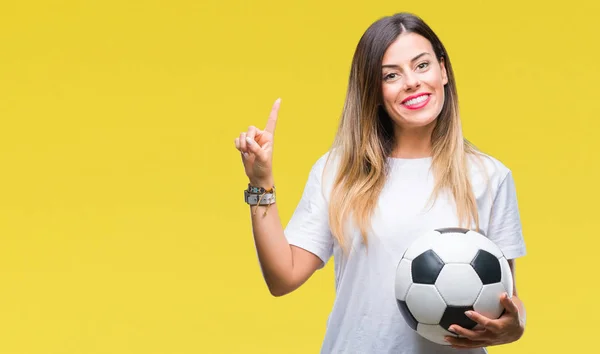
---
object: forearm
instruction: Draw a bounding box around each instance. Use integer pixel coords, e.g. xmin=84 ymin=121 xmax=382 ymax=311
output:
xmin=250 ymin=202 xmax=294 ymax=295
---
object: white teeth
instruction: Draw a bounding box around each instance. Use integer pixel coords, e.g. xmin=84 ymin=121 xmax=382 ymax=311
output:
xmin=403 ymin=95 xmax=429 ymax=106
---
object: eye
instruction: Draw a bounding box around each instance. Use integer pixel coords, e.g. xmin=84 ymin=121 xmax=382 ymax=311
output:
xmin=383 ymin=73 xmax=400 ymax=81
xmin=416 ymin=62 xmax=429 ymax=70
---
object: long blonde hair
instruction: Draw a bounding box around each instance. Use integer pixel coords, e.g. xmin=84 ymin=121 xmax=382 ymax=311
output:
xmin=325 ymin=13 xmax=483 ymax=252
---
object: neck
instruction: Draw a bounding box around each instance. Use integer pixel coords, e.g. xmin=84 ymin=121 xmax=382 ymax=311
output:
xmin=390 ymin=123 xmax=435 ymax=158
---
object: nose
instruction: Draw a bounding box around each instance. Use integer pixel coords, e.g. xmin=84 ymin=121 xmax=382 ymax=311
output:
xmin=403 ymin=72 xmax=421 ymax=91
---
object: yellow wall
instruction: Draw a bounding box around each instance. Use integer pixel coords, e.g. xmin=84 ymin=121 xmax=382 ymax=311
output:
xmin=0 ymin=1 xmax=597 ymax=353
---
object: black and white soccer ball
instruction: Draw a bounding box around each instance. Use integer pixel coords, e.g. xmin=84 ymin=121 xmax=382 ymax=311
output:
xmin=394 ymin=227 xmax=513 ymax=345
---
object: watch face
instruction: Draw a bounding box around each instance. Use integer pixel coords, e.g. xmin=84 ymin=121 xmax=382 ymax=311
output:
xmin=245 ymin=190 xmax=275 ymax=205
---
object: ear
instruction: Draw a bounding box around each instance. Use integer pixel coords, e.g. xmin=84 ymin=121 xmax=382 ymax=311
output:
xmin=439 ymin=57 xmax=448 ymax=85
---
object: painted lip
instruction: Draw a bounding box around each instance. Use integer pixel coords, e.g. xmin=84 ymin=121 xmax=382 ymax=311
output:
xmin=400 ymin=92 xmax=431 ymax=110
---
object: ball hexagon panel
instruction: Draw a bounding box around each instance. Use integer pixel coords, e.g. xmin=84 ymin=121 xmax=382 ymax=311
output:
xmin=416 ymin=323 xmax=458 ymax=346
xmin=394 ymin=258 xmax=412 ymax=301
xmin=473 ymin=282 xmax=507 ymax=319
xmin=471 ymin=249 xmax=501 ymax=284
xmin=466 ymin=230 xmax=504 ymax=259
xmin=401 ymin=230 xmax=442 ymax=260
xmin=435 ymin=264 xmax=483 ymax=306
xmin=405 ymin=284 xmax=447 ymax=325
xmin=430 ymin=233 xmax=482 ymax=264
xmin=411 ymin=250 xmax=444 ymax=284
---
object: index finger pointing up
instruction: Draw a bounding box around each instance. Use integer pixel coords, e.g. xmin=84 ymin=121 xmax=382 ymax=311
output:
xmin=264 ymin=98 xmax=281 ymax=134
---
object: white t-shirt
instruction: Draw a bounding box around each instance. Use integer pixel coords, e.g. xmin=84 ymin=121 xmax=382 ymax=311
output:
xmin=284 ymin=151 xmax=527 ymax=354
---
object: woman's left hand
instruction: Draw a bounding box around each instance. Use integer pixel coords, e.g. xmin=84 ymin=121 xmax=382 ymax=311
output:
xmin=444 ymin=292 xmax=525 ymax=349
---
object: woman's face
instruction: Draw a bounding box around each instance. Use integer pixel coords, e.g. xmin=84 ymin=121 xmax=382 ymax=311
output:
xmin=381 ymin=32 xmax=448 ymax=130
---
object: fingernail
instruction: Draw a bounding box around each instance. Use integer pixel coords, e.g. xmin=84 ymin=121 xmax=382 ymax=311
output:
xmin=245 ymin=137 xmax=253 ymax=145
xmin=464 ymin=311 xmax=472 ymax=317
xmin=242 ymin=152 xmax=249 ymax=158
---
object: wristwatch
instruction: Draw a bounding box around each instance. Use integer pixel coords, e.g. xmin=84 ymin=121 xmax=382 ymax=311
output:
xmin=244 ymin=184 xmax=276 ymax=206
xmin=244 ymin=190 xmax=276 ymax=205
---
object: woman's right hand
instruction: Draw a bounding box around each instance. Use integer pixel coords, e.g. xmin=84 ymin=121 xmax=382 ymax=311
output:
xmin=234 ymin=98 xmax=281 ymax=189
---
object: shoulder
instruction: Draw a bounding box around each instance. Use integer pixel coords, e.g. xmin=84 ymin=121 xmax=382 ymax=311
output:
xmin=300 ymin=149 xmax=350 ymax=203
xmin=298 ymin=150 xmax=338 ymax=198
xmin=308 ymin=148 xmax=342 ymax=181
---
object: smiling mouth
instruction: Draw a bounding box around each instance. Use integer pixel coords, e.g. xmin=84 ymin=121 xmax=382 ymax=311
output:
xmin=401 ymin=94 xmax=431 ymax=110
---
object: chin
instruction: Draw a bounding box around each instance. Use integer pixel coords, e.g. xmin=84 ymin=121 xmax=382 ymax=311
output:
xmin=391 ymin=109 xmax=439 ymax=129
xmin=404 ymin=119 xmax=437 ymax=129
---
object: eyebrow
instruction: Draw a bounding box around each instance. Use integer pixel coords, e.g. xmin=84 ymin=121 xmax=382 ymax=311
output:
xmin=382 ymin=52 xmax=431 ymax=69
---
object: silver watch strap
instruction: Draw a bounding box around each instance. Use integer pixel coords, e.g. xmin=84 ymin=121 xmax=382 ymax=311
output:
xmin=244 ymin=190 xmax=276 ymax=205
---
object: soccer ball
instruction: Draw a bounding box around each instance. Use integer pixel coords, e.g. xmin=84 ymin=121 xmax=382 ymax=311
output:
xmin=394 ymin=227 xmax=513 ymax=345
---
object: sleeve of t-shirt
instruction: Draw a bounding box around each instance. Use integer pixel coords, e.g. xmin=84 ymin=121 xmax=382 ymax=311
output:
xmin=284 ymin=156 xmax=334 ymax=268
xmin=487 ymin=170 xmax=527 ymax=260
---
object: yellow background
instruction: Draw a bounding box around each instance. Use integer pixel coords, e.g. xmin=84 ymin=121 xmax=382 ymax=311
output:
xmin=0 ymin=0 xmax=597 ymax=353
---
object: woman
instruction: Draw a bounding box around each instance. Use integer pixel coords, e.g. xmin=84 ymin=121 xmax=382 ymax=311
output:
xmin=234 ymin=12 xmax=527 ymax=354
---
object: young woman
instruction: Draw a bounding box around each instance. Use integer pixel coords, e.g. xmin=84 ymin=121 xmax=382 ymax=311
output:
xmin=234 ymin=12 xmax=527 ymax=354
